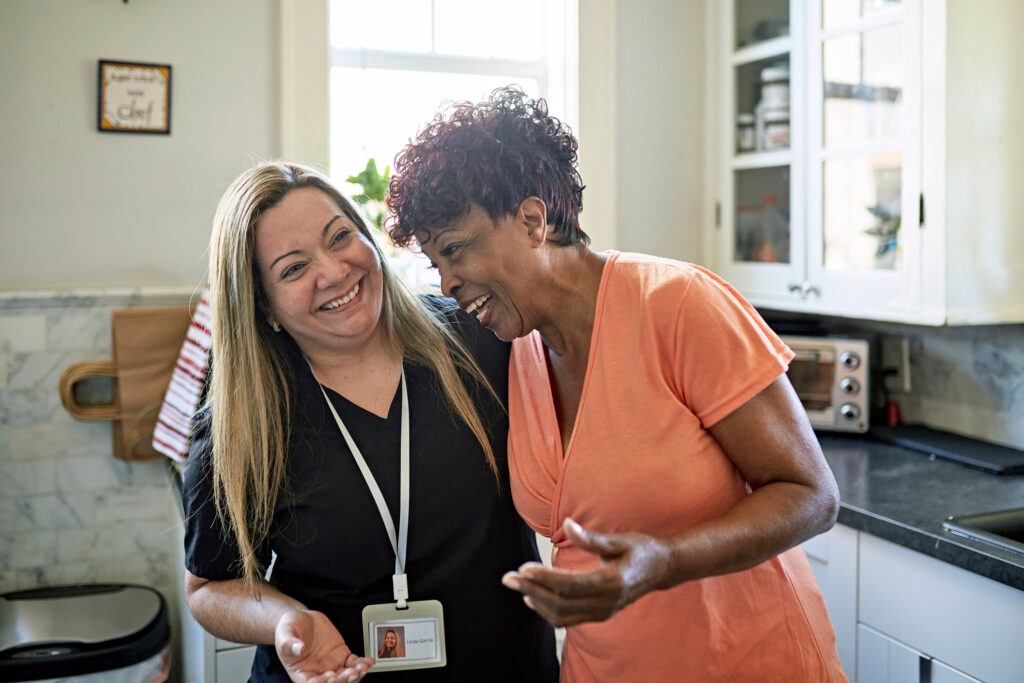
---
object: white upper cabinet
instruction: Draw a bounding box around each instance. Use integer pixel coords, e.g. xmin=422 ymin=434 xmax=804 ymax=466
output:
xmin=705 ymin=0 xmax=1024 ymax=324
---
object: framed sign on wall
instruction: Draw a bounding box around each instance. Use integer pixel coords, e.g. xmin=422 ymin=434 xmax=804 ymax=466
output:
xmin=97 ymin=60 xmax=172 ymax=134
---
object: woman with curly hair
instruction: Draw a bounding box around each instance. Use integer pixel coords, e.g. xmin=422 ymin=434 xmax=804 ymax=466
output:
xmin=386 ymin=86 xmax=847 ymax=681
xmin=182 ymin=161 xmax=558 ymax=682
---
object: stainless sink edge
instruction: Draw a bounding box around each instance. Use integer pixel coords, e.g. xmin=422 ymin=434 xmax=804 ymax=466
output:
xmin=943 ymin=514 xmax=1024 ymax=556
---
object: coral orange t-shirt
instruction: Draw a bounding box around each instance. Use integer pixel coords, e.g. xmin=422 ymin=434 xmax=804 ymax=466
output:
xmin=508 ymin=252 xmax=845 ymax=682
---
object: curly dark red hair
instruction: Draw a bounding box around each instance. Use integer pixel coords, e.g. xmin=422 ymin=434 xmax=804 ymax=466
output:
xmin=386 ymin=85 xmax=587 ymax=247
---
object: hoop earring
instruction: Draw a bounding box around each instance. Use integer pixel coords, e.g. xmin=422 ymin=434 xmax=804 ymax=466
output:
xmin=270 ymin=320 xmax=281 ymax=332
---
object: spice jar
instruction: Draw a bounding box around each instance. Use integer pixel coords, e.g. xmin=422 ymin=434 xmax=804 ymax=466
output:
xmin=761 ymin=109 xmax=790 ymax=150
xmin=759 ymin=65 xmax=790 ymax=109
xmin=736 ymin=113 xmax=755 ymax=153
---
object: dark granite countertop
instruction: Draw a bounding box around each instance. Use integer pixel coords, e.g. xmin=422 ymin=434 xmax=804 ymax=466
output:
xmin=819 ymin=434 xmax=1024 ymax=592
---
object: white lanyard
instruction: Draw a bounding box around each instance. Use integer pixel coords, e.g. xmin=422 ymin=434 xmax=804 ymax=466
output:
xmin=310 ymin=362 xmax=411 ymax=608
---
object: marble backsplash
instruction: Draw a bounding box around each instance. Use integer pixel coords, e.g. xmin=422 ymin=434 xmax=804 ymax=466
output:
xmin=897 ymin=324 xmax=1024 ymax=449
xmin=0 ymin=289 xmax=196 ymax=680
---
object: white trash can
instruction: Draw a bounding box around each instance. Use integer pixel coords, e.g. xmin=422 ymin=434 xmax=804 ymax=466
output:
xmin=0 ymin=583 xmax=171 ymax=682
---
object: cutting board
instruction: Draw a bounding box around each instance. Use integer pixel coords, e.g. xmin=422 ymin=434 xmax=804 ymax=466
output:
xmin=871 ymin=424 xmax=1024 ymax=475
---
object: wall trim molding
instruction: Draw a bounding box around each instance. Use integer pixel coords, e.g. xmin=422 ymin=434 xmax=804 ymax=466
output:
xmin=0 ymin=287 xmax=198 ymax=310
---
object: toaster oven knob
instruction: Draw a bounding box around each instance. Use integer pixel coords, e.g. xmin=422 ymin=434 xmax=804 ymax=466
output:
xmin=839 ymin=352 xmax=861 ymax=370
xmin=839 ymin=403 xmax=861 ymax=421
xmin=839 ymin=377 xmax=860 ymax=395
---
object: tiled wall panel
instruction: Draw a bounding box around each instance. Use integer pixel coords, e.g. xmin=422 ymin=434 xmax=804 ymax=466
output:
xmin=0 ymin=291 xmax=189 ymax=602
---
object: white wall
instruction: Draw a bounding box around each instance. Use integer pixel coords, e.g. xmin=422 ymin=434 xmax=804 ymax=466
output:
xmin=1 ymin=0 xmax=707 ymax=290
xmin=0 ymin=0 xmax=281 ymax=291
xmin=578 ymin=0 xmax=705 ymax=259
xmin=614 ymin=0 xmax=706 ymax=261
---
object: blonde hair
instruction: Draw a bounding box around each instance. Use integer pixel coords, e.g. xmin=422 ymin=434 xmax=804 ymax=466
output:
xmin=205 ymin=161 xmax=499 ymax=594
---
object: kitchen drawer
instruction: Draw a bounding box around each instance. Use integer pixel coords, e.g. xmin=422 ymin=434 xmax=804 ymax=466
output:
xmin=216 ymin=645 xmax=256 ymax=681
xmin=855 ymin=624 xmax=922 ymax=683
xmin=931 ymin=659 xmax=982 ymax=683
xmin=802 ymin=523 xmax=858 ymax=679
xmin=859 ymin=533 xmax=1024 ymax=682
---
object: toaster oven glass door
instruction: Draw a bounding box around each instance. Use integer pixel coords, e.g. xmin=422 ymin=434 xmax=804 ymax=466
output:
xmin=787 ymin=349 xmax=835 ymax=417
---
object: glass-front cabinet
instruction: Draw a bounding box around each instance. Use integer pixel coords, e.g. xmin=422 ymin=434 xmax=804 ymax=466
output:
xmin=714 ymin=0 xmax=924 ymax=319
xmin=709 ymin=0 xmax=1024 ymax=324
xmin=718 ymin=0 xmax=805 ymax=302
xmin=708 ymin=0 xmax=1024 ymax=325
xmin=806 ymin=0 xmax=921 ymax=312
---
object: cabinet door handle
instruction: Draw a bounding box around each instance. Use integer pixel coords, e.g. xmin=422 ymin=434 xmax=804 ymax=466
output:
xmin=788 ymin=281 xmax=820 ymax=299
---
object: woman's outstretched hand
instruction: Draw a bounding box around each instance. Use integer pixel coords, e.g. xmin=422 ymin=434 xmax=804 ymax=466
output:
xmin=275 ymin=609 xmax=374 ymax=683
xmin=502 ymin=518 xmax=674 ymax=627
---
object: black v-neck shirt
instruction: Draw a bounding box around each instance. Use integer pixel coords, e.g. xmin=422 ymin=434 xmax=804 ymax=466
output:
xmin=182 ymin=298 xmax=558 ymax=681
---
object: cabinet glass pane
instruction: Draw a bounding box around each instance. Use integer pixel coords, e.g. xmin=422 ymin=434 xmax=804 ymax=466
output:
xmin=823 ymin=0 xmax=903 ymax=30
xmin=735 ymin=0 xmax=789 ymax=49
xmin=823 ymin=24 xmax=903 ymax=147
xmin=735 ymin=166 xmax=790 ymax=264
xmin=822 ymin=153 xmax=901 ymax=270
xmin=736 ymin=57 xmax=790 ymax=154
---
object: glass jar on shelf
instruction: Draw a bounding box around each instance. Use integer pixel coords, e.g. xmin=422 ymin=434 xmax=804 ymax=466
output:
xmin=754 ymin=64 xmax=790 ymax=151
xmin=736 ymin=113 xmax=756 ymax=153
xmin=760 ymin=109 xmax=790 ymax=150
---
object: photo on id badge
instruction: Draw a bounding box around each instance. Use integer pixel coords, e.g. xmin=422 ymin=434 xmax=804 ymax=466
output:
xmin=376 ymin=626 xmax=405 ymax=658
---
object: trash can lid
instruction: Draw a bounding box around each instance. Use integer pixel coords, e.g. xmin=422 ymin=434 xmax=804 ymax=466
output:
xmin=0 ymin=584 xmax=162 ymax=654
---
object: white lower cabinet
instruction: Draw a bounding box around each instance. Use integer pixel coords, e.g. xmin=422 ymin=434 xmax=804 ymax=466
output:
xmin=803 ymin=525 xmax=1023 ymax=683
xmin=214 ymin=638 xmax=257 ymax=681
xmin=858 ymin=533 xmax=1024 ymax=683
xmin=856 ymin=624 xmax=923 ymax=683
xmin=185 ymin=631 xmax=255 ymax=682
xmin=803 ymin=523 xmax=859 ymax=678
xmin=930 ymin=660 xmax=982 ymax=683
xmin=179 ymin=596 xmax=256 ymax=682
xmin=855 ymin=623 xmax=982 ymax=683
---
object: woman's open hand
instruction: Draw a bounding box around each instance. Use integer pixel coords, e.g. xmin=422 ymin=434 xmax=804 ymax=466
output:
xmin=275 ymin=609 xmax=374 ymax=683
xmin=501 ymin=518 xmax=674 ymax=627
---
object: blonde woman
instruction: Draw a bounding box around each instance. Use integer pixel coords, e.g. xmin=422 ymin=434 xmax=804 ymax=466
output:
xmin=182 ymin=162 xmax=558 ymax=683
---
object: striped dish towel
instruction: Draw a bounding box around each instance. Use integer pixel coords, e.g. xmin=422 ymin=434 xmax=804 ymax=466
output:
xmin=153 ymin=286 xmax=212 ymax=463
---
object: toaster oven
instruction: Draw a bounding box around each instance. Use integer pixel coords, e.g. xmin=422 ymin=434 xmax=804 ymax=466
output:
xmin=780 ymin=336 xmax=870 ymax=433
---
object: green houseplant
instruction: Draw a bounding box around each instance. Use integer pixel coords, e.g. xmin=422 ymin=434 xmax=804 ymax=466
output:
xmin=346 ymin=158 xmax=390 ymax=233
xmin=344 ymin=157 xmax=438 ymax=289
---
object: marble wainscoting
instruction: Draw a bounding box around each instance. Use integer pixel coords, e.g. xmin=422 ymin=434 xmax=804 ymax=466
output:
xmin=0 ymin=288 xmax=200 ymax=682
xmin=898 ymin=324 xmax=1024 ymax=450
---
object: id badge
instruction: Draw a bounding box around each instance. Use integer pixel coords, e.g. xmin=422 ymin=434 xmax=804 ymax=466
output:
xmin=362 ymin=599 xmax=446 ymax=671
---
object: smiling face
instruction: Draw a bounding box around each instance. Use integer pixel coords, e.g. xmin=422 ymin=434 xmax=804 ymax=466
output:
xmin=383 ymin=631 xmax=397 ymax=649
xmin=254 ymin=187 xmax=385 ymax=357
xmin=416 ymin=201 xmax=544 ymax=342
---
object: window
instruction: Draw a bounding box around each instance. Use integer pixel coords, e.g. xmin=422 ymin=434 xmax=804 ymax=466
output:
xmin=328 ymin=0 xmax=576 ymax=182
xmin=327 ymin=0 xmax=577 ymax=285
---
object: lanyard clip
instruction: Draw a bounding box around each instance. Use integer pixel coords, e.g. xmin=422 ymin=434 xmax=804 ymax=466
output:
xmin=393 ymin=573 xmax=409 ymax=610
